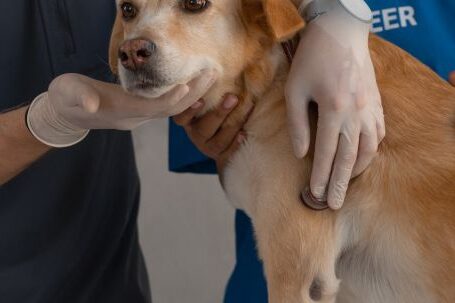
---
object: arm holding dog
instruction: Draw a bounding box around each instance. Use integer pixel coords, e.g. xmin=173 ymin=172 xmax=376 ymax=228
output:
xmin=27 ymin=72 xmax=215 ymax=147
xmin=286 ymin=0 xmax=384 ymax=209
xmin=0 ymin=71 xmax=215 ymax=185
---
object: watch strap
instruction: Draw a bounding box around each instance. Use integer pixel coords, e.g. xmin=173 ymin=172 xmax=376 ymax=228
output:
xmin=302 ymin=0 xmax=372 ymax=24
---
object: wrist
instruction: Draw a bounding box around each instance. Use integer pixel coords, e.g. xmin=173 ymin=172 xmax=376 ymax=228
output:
xmin=0 ymin=106 xmax=51 ymax=154
xmin=302 ymin=0 xmax=371 ymax=50
xmin=300 ymin=0 xmax=372 ymax=24
xmin=27 ymin=92 xmax=90 ymax=148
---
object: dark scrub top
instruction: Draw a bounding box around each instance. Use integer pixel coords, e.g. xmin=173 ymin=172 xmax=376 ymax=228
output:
xmin=0 ymin=1 xmax=151 ymax=302
xmin=168 ymin=1 xmax=455 ymax=302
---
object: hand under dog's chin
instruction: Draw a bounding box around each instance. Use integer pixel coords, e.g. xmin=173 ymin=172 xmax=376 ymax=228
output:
xmin=124 ymin=83 xmax=177 ymax=99
xmin=120 ymin=71 xmax=203 ymax=99
xmin=124 ymin=81 xmax=225 ymax=113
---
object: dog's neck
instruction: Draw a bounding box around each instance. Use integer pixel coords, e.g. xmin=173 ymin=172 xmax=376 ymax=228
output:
xmin=201 ymin=43 xmax=290 ymax=118
xmin=243 ymin=44 xmax=290 ymax=101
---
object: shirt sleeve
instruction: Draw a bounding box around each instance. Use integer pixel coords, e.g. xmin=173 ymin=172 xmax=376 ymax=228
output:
xmin=168 ymin=119 xmax=217 ymax=174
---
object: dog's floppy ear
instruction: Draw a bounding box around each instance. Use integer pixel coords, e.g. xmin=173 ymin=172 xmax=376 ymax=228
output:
xmin=263 ymin=0 xmax=305 ymax=41
xmin=242 ymin=0 xmax=305 ymax=42
xmin=109 ymin=14 xmax=124 ymax=75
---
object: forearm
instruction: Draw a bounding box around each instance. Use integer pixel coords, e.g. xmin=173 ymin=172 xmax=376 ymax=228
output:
xmin=0 ymin=106 xmax=51 ymax=185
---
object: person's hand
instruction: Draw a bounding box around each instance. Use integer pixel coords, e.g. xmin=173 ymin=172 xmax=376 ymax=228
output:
xmin=450 ymin=71 xmax=455 ymax=86
xmin=285 ymin=2 xmax=385 ymax=210
xmin=173 ymin=95 xmax=253 ymax=173
xmin=27 ymin=70 xmax=216 ymax=147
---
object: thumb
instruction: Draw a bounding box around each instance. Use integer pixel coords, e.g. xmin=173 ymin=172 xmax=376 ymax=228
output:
xmin=285 ymin=84 xmax=311 ymax=159
xmin=79 ymin=85 xmax=101 ymax=114
xmin=53 ymin=74 xmax=102 ymax=114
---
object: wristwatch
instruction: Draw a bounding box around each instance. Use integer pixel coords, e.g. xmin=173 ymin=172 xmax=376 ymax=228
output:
xmin=301 ymin=0 xmax=373 ymax=24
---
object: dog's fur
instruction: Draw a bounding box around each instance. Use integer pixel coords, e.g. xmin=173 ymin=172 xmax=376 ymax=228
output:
xmin=109 ymin=0 xmax=455 ymax=302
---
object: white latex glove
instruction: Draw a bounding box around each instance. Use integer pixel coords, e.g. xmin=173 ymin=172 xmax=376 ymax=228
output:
xmin=285 ymin=1 xmax=385 ymax=209
xmin=27 ymin=71 xmax=216 ymax=147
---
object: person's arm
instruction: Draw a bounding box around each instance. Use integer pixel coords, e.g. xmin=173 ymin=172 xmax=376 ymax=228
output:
xmin=0 ymin=107 xmax=51 ymax=185
xmin=286 ymin=0 xmax=384 ymax=210
xmin=0 ymin=70 xmax=216 ymax=185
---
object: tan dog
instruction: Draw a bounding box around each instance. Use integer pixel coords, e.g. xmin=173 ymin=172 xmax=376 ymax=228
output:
xmin=109 ymin=0 xmax=455 ymax=302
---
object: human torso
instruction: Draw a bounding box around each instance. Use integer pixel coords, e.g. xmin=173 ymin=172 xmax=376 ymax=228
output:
xmin=0 ymin=1 xmax=149 ymax=302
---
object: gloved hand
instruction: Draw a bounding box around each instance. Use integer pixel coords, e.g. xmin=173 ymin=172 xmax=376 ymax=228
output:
xmin=173 ymin=94 xmax=253 ymax=174
xmin=27 ymin=71 xmax=216 ymax=147
xmin=286 ymin=0 xmax=385 ymax=209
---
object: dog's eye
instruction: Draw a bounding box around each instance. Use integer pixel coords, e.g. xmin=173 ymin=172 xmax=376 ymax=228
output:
xmin=121 ymin=2 xmax=138 ymax=20
xmin=181 ymin=0 xmax=210 ymax=13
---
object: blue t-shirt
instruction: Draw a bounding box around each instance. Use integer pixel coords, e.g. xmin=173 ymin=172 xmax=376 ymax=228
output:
xmin=168 ymin=1 xmax=455 ymax=302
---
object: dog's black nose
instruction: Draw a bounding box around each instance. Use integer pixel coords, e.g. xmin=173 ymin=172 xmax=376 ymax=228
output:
xmin=118 ymin=39 xmax=155 ymax=71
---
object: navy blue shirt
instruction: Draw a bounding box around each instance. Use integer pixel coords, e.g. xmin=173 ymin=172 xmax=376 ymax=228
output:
xmin=0 ymin=1 xmax=150 ymax=302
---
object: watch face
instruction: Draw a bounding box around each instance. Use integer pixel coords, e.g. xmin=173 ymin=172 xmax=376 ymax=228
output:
xmin=339 ymin=0 xmax=373 ymax=23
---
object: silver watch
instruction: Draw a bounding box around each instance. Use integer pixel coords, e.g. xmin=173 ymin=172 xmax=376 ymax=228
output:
xmin=302 ymin=0 xmax=373 ymax=24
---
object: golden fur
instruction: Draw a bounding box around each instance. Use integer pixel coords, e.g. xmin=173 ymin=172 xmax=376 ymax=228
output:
xmin=109 ymin=0 xmax=455 ymax=302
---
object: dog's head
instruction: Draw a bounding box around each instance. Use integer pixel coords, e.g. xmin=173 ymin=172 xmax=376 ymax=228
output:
xmin=109 ymin=0 xmax=304 ymax=105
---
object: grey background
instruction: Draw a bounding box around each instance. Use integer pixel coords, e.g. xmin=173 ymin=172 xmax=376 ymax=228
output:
xmin=133 ymin=119 xmax=237 ymax=303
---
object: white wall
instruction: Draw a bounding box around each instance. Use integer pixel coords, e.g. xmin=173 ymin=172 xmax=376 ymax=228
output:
xmin=133 ymin=119 xmax=236 ymax=303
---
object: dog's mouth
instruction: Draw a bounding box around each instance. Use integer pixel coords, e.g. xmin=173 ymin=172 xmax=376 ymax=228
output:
xmin=119 ymin=58 xmax=219 ymax=98
xmin=120 ymin=69 xmax=176 ymax=97
xmin=133 ymin=79 xmax=165 ymax=90
xmin=129 ymin=70 xmax=169 ymax=88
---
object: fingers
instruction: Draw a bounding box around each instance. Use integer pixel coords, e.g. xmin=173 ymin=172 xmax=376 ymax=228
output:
xmin=285 ymin=83 xmax=311 ymax=159
xmin=206 ymin=101 xmax=253 ymax=156
xmin=376 ymin=113 xmax=386 ymax=143
xmin=191 ymin=95 xmax=239 ymax=139
xmin=176 ymin=93 xmax=252 ymax=163
xmin=309 ymin=117 xmax=341 ymax=201
xmin=352 ymin=91 xmax=383 ymax=177
xmin=327 ymin=131 xmax=360 ymax=209
xmin=172 ymin=99 xmax=205 ymax=126
xmin=172 ymin=70 xmax=217 ymax=114
xmin=161 ymin=84 xmax=191 ymax=106
xmin=450 ymin=71 xmax=455 ymax=87
xmin=352 ymin=128 xmax=378 ymax=178
xmin=153 ymin=70 xmax=216 ymax=117
xmin=372 ymin=91 xmax=386 ymax=143
xmin=287 ymin=98 xmax=311 ymax=159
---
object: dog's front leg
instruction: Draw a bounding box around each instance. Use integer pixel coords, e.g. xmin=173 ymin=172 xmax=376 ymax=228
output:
xmin=253 ymin=196 xmax=341 ymax=303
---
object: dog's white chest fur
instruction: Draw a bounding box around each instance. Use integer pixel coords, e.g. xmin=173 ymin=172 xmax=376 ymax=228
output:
xmin=223 ymin=139 xmax=260 ymax=217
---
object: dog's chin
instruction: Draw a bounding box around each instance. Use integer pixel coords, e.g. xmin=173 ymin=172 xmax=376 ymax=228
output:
xmin=124 ymin=83 xmax=177 ymax=99
xmin=121 ymin=71 xmax=203 ymax=99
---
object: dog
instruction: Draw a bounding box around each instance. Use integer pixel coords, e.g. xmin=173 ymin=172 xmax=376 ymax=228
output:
xmin=109 ymin=0 xmax=455 ymax=302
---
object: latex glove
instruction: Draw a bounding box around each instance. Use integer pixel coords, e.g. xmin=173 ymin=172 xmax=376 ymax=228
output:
xmin=450 ymin=71 xmax=455 ymax=86
xmin=173 ymin=94 xmax=253 ymax=174
xmin=285 ymin=1 xmax=385 ymax=209
xmin=27 ymin=71 xmax=216 ymax=147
